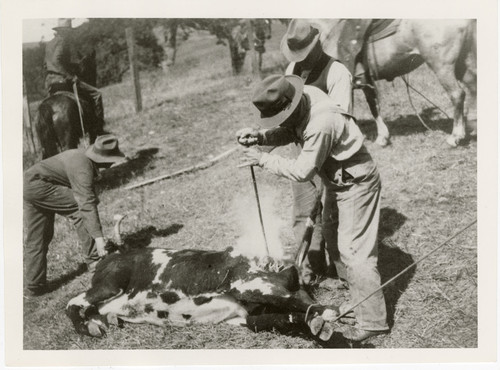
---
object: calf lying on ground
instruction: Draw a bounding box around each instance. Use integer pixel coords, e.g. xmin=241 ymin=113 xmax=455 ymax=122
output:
xmin=66 ymin=217 xmax=340 ymax=341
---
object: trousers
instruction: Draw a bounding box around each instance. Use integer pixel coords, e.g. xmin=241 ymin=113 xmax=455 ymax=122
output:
xmin=23 ymin=174 xmax=99 ymax=289
xmin=320 ymin=150 xmax=388 ymax=331
xmin=290 ymin=143 xmax=346 ymax=279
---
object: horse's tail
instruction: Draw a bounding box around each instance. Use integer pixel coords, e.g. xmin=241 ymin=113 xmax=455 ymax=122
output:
xmin=36 ymin=101 xmax=63 ymax=159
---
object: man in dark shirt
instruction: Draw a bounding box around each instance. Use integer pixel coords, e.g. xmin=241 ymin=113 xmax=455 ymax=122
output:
xmin=23 ymin=135 xmax=125 ymax=296
xmin=44 ymin=18 xmax=105 ymax=129
xmin=280 ymin=19 xmax=352 ymax=285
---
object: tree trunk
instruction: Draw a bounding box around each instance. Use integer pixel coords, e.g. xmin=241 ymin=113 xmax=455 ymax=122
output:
xmin=246 ymin=20 xmax=261 ymax=79
xmin=125 ymin=27 xmax=142 ymax=113
xmin=23 ymin=77 xmax=37 ymax=155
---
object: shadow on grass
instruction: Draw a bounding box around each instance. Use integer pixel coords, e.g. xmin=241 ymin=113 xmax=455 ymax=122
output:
xmin=46 ymin=263 xmax=88 ymax=293
xmin=97 ymin=147 xmax=159 ymax=190
xmin=357 ymin=107 xmax=453 ymax=142
xmin=378 ymin=207 xmax=416 ymax=328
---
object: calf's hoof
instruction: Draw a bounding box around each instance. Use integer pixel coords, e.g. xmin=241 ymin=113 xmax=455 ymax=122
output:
xmin=88 ymin=321 xmax=106 ymax=337
xmin=318 ymin=322 xmax=335 ymax=341
xmin=106 ymin=312 xmax=122 ymax=327
xmin=308 ymin=316 xmax=324 ymax=336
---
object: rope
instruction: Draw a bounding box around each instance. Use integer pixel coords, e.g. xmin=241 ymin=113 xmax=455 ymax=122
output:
xmin=403 ymin=74 xmax=433 ymax=131
xmin=331 ymin=219 xmax=477 ymax=323
xmin=72 ymin=80 xmax=90 ymax=148
xmin=304 ymin=303 xmax=322 ymax=324
xmin=401 ymin=74 xmax=451 ymax=131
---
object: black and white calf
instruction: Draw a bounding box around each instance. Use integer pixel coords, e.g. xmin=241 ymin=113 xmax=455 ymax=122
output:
xmin=66 ymin=218 xmax=339 ymax=340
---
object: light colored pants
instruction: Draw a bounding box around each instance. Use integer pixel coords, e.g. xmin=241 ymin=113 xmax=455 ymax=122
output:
xmin=291 ymin=176 xmax=327 ymax=275
xmin=321 ymin=151 xmax=388 ymax=331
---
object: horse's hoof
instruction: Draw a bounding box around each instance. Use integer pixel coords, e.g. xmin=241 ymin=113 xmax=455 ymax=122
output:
xmin=446 ymin=136 xmax=461 ymax=148
xmin=375 ymin=136 xmax=390 ymax=147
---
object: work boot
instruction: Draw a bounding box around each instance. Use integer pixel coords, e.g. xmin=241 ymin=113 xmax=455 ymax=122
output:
xmin=338 ymin=301 xmax=357 ymax=325
xmin=341 ymin=326 xmax=388 ymax=342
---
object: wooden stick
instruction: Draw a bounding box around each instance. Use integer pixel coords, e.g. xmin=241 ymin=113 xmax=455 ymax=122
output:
xmin=126 ymin=27 xmax=142 ymax=113
xmin=125 ymin=146 xmax=239 ymax=190
xmin=330 ymin=219 xmax=477 ymax=324
xmin=23 ymin=77 xmax=37 ymax=155
xmin=250 ymin=165 xmax=270 ymax=256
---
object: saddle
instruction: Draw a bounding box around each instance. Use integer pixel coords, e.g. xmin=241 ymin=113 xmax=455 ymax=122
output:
xmin=367 ymin=19 xmax=401 ymax=43
xmin=336 ymin=19 xmax=401 ymax=76
xmin=51 ymin=89 xmax=91 ymax=113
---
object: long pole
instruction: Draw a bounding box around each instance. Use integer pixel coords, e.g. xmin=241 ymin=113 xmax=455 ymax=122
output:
xmin=246 ymin=19 xmax=261 ymax=79
xmin=126 ymin=27 xmax=143 ymax=113
xmin=331 ymin=219 xmax=477 ymax=323
xmin=72 ymin=80 xmax=90 ymax=148
xmin=22 ymin=77 xmax=37 ymax=155
xmin=250 ymin=165 xmax=270 ymax=256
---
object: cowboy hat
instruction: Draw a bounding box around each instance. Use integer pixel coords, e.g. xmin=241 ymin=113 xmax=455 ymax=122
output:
xmin=281 ymin=19 xmax=321 ymax=63
xmin=252 ymin=74 xmax=304 ymax=129
xmin=85 ymin=134 xmax=126 ymax=164
xmin=52 ymin=18 xmax=72 ymax=31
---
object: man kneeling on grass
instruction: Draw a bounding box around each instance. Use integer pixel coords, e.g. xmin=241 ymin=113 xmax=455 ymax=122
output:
xmin=23 ymin=135 xmax=126 ymax=297
xmin=236 ymin=75 xmax=389 ymax=342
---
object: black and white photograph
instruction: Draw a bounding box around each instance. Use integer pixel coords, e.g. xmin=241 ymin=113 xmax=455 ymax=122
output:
xmin=1 ymin=0 xmax=498 ymax=368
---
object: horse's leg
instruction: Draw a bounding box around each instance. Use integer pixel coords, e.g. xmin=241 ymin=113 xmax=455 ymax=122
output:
xmin=361 ymin=77 xmax=391 ymax=147
xmin=431 ymin=67 xmax=467 ymax=147
xmin=463 ymin=71 xmax=477 ymax=136
xmin=461 ymin=54 xmax=477 ymax=137
xmin=419 ymin=26 xmax=470 ymax=147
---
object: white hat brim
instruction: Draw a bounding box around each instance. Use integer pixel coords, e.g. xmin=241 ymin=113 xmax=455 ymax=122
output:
xmin=280 ymin=33 xmax=320 ymax=63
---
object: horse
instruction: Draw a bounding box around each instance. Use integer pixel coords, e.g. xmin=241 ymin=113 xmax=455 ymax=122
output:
xmin=312 ymin=19 xmax=477 ymax=147
xmin=35 ymin=50 xmax=105 ymax=159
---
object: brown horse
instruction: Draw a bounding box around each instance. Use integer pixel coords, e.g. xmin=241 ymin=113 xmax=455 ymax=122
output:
xmin=313 ymin=19 xmax=477 ymax=147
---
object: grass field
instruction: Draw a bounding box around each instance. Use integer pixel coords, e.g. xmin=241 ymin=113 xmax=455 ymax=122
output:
xmin=23 ymin=22 xmax=477 ymax=350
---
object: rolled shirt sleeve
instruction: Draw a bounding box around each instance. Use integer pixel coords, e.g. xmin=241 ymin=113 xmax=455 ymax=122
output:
xmin=66 ymin=157 xmax=103 ymax=239
xmin=261 ymin=127 xmax=297 ymax=147
xmin=257 ymin=86 xmax=363 ymax=183
xmin=260 ymin=129 xmax=334 ymax=182
xmin=326 ymin=61 xmax=353 ymax=114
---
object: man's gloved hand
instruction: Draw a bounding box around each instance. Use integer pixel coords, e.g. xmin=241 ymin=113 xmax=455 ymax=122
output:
xmin=236 ymin=128 xmax=263 ymax=147
xmin=95 ymin=237 xmax=108 ymax=257
xmin=71 ymin=75 xmax=79 ymax=83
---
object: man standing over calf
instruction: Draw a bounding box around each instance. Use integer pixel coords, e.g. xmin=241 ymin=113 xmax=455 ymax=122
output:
xmin=281 ymin=19 xmax=353 ymax=283
xmin=23 ymin=135 xmax=125 ymax=296
xmin=236 ymin=75 xmax=388 ymax=341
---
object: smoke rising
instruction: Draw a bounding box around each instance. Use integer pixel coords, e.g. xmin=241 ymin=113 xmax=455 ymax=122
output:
xmin=231 ymin=185 xmax=290 ymax=260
